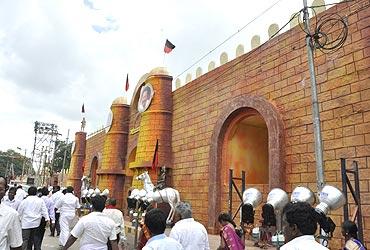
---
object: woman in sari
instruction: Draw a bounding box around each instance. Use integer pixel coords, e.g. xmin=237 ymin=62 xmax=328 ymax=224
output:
xmin=342 ymin=220 xmax=366 ymax=250
xmin=217 ymin=212 xmax=245 ymax=250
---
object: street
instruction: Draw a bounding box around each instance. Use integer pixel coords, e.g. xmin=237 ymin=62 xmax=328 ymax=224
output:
xmin=41 ymin=222 xmax=274 ymax=250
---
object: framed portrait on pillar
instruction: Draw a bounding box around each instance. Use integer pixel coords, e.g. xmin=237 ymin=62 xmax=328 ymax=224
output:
xmin=138 ymin=83 xmax=154 ymax=113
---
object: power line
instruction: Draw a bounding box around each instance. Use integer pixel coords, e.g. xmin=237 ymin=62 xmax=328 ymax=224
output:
xmin=309 ymin=0 xmax=354 ymax=8
xmin=178 ymin=0 xmax=357 ymax=98
xmin=179 ymin=9 xmax=303 ymax=93
xmin=175 ymin=0 xmax=359 ymax=81
xmin=270 ymin=11 xmax=301 ymax=40
xmin=174 ymin=0 xmax=284 ymax=79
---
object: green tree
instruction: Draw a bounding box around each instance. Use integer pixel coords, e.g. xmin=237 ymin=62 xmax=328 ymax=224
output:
xmin=0 ymin=149 xmax=32 ymax=178
xmin=52 ymin=140 xmax=72 ymax=173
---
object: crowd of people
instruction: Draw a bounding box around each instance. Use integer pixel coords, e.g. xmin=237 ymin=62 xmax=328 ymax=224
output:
xmin=0 ymin=176 xmax=125 ymax=250
xmin=0 ymin=175 xmax=367 ymax=250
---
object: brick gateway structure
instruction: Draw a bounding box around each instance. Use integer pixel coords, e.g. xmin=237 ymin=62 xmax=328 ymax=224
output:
xmin=67 ymin=1 xmax=370 ymax=248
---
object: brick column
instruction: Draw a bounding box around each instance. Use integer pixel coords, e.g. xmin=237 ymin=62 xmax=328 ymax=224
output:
xmin=130 ymin=67 xmax=173 ymax=187
xmin=97 ymin=97 xmax=129 ymax=209
xmin=67 ymin=131 xmax=86 ymax=197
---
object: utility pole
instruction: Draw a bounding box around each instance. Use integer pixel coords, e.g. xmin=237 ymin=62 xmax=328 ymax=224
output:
xmin=5 ymin=162 xmax=9 ymax=179
xmin=37 ymin=146 xmax=44 ymax=186
xmin=17 ymin=147 xmax=27 ymax=181
xmin=43 ymin=152 xmax=49 ymax=186
xmin=60 ymin=129 xmax=70 ymax=186
xmin=21 ymin=149 xmax=26 ymax=181
xmin=302 ymin=0 xmax=325 ymax=192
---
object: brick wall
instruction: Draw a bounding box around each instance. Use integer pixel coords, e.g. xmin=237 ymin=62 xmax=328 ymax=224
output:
xmin=171 ymin=0 xmax=369 ymax=248
xmin=84 ymin=129 xmax=105 ymax=177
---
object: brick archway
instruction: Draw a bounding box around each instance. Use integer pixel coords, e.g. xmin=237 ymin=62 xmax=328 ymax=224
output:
xmin=208 ymin=95 xmax=285 ymax=232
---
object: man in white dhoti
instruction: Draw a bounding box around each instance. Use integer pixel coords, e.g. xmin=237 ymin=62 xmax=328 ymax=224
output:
xmin=55 ymin=186 xmax=80 ymax=247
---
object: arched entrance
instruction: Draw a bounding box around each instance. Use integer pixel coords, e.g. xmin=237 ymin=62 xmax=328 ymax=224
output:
xmin=208 ymin=95 xmax=285 ymax=232
xmin=90 ymin=156 xmax=98 ymax=187
xmin=224 ymin=110 xmax=269 ymax=185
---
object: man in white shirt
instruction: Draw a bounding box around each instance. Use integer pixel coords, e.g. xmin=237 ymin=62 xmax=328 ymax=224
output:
xmin=280 ymin=202 xmax=328 ymax=250
xmin=63 ymin=195 xmax=118 ymax=250
xmin=34 ymin=187 xmax=56 ymax=250
xmin=0 ymin=176 xmax=23 ymax=250
xmin=50 ymin=185 xmax=63 ymax=236
xmin=55 ymin=186 xmax=80 ymax=246
xmin=169 ymin=202 xmax=210 ymax=250
xmin=103 ymin=198 xmax=125 ymax=249
xmin=143 ymin=208 xmax=183 ymax=250
xmin=17 ymin=186 xmax=50 ymax=250
xmin=15 ymin=185 xmax=27 ymax=201
xmin=2 ymin=186 xmax=21 ymax=210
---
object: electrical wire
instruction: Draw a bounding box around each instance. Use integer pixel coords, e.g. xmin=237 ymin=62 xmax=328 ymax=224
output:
xmin=270 ymin=11 xmax=302 ymax=40
xmin=314 ymin=13 xmax=348 ymax=52
xmin=178 ymin=9 xmax=303 ymax=96
xmin=174 ymin=0 xmax=284 ymax=80
xmin=297 ymin=3 xmax=348 ymax=54
xmin=176 ymin=0 xmax=356 ymax=88
xmin=309 ymin=0 xmax=354 ymax=8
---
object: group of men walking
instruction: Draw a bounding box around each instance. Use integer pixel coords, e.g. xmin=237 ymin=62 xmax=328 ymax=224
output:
xmin=0 ymin=174 xmax=210 ymax=250
xmin=0 ymin=176 xmax=126 ymax=250
xmin=0 ymin=176 xmax=81 ymax=250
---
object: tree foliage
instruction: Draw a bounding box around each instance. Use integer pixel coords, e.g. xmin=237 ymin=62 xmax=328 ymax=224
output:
xmin=0 ymin=149 xmax=32 ymax=178
xmin=52 ymin=140 xmax=72 ymax=173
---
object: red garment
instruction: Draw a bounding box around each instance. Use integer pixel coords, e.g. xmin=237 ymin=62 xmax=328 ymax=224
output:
xmin=137 ymin=223 xmax=150 ymax=250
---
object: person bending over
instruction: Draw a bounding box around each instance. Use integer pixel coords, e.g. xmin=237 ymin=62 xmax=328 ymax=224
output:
xmin=342 ymin=220 xmax=366 ymax=250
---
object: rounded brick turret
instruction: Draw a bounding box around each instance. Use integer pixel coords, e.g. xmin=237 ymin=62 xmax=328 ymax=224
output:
xmin=130 ymin=67 xmax=173 ymax=187
xmin=66 ymin=131 xmax=86 ymax=197
xmin=97 ymin=96 xmax=130 ymax=208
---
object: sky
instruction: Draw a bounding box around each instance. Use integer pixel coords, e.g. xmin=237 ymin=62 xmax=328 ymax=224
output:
xmin=0 ymin=0 xmax=336 ymax=159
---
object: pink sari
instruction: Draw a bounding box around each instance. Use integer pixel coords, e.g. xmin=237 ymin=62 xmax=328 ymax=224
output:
xmin=220 ymin=224 xmax=245 ymax=250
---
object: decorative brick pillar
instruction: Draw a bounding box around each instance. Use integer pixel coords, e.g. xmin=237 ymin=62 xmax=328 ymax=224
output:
xmin=97 ymin=97 xmax=129 ymax=209
xmin=67 ymin=131 xmax=86 ymax=197
xmin=131 ymin=67 xmax=173 ymax=187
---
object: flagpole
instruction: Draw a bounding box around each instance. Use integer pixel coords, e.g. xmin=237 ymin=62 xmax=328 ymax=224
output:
xmin=163 ymin=52 xmax=166 ymax=66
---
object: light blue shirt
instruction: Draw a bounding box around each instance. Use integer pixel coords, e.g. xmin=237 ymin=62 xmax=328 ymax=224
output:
xmin=41 ymin=196 xmax=55 ymax=223
xmin=143 ymin=233 xmax=183 ymax=250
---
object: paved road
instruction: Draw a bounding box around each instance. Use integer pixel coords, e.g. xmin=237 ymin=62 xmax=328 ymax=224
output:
xmin=42 ymin=220 xmax=274 ymax=250
xmin=42 ymin=232 xmax=273 ymax=250
xmin=42 ymin=234 xmax=77 ymax=250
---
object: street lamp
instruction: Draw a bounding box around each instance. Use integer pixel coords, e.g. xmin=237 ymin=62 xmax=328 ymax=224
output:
xmin=16 ymin=147 xmax=27 ymax=181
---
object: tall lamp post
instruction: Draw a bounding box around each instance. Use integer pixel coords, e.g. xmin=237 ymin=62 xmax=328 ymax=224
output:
xmin=302 ymin=0 xmax=325 ymax=192
xmin=60 ymin=129 xmax=70 ymax=186
xmin=16 ymin=147 xmax=27 ymax=182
